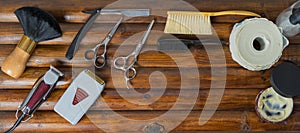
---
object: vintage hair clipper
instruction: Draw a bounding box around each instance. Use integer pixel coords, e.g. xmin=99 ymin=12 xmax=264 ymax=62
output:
xmin=6 ymin=65 xmax=64 ymax=133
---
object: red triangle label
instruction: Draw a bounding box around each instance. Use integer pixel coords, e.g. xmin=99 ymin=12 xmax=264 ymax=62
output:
xmin=72 ymin=88 xmax=89 ymax=105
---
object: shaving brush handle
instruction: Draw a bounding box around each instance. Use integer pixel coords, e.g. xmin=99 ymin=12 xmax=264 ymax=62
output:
xmin=1 ymin=47 xmax=30 ymax=79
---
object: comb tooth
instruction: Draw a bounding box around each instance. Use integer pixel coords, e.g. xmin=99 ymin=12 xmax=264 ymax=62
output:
xmin=206 ymin=16 xmax=212 ymax=34
xmin=198 ymin=15 xmax=202 ymax=33
xmin=181 ymin=14 xmax=185 ymax=33
xmin=171 ymin=14 xmax=175 ymax=32
xmin=184 ymin=14 xmax=189 ymax=33
xmin=176 ymin=13 xmax=180 ymax=33
xmin=186 ymin=14 xmax=190 ymax=34
xmin=190 ymin=14 xmax=194 ymax=34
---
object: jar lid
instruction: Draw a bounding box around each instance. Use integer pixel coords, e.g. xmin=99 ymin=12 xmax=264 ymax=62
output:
xmin=271 ymin=61 xmax=300 ymax=98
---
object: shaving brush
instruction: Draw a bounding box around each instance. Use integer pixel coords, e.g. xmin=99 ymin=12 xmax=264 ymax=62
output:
xmin=1 ymin=7 xmax=62 ymax=79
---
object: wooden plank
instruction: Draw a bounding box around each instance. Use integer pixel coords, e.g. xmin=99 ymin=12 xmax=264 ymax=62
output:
xmin=0 ymin=67 xmax=270 ymax=89
xmin=0 ymin=22 xmax=233 ymax=45
xmin=0 ymin=44 xmax=299 ymax=68
xmin=0 ymin=88 xmax=258 ymax=111
xmin=1 ymin=22 xmax=300 ymax=46
xmin=0 ymin=110 xmax=299 ymax=132
xmin=0 ymin=0 xmax=299 ymax=132
xmin=1 ymin=88 xmax=300 ymax=111
xmin=0 ymin=44 xmax=232 ymax=67
xmin=0 ymin=0 xmax=296 ymax=23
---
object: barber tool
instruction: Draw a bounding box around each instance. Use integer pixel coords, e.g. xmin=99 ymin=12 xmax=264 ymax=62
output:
xmin=54 ymin=69 xmax=105 ymax=125
xmin=1 ymin=7 xmax=62 ymax=79
xmin=157 ymin=38 xmax=227 ymax=51
xmin=6 ymin=65 xmax=63 ymax=133
xmin=84 ymin=16 xmax=123 ymax=68
xmin=276 ymin=1 xmax=300 ymax=37
xmin=229 ymin=18 xmax=289 ymax=71
xmin=255 ymin=61 xmax=300 ymax=123
xmin=113 ymin=20 xmax=155 ymax=89
xmin=164 ymin=10 xmax=260 ymax=35
xmin=65 ymin=8 xmax=150 ymax=60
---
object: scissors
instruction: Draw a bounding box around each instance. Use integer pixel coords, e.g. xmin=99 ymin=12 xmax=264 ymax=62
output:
xmin=84 ymin=16 xmax=123 ymax=68
xmin=113 ymin=19 xmax=155 ymax=89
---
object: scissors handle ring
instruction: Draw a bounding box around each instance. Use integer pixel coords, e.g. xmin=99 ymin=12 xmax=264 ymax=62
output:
xmin=94 ymin=55 xmax=106 ymax=68
xmin=84 ymin=49 xmax=96 ymax=60
xmin=113 ymin=56 xmax=127 ymax=70
xmin=125 ymin=67 xmax=137 ymax=80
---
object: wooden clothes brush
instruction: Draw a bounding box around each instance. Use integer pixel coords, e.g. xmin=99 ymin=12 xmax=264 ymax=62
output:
xmin=1 ymin=7 xmax=62 ymax=79
xmin=164 ymin=10 xmax=261 ymax=35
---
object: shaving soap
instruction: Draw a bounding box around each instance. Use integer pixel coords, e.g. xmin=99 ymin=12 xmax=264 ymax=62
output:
xmin=256 ymin=87 xmax=293 ymax=122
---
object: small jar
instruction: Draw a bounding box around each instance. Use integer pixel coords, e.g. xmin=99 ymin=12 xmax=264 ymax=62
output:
xmin=255 ymin=87 xmax=293 ymax=123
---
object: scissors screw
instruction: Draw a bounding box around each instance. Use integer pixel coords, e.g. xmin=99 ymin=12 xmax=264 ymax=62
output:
xmin=143 ymin=94 xmax=151 ymax=99
xmin=143 ymin=122 xmax=166 ymax=133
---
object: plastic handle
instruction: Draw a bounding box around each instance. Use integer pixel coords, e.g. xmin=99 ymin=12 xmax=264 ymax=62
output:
xmin=65 ymin=9 xmax=101 ymax=60
xmin=26 ymin=81 xmax=51 ymax=113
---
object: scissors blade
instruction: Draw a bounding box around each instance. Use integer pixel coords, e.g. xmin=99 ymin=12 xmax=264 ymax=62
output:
xmin=106 ymin=16 xmax=123 ymax=40
xmin=134 ymin=20 xmax=155 ymax=55
xmin=140 ymin=20 xmax=155 ymax=45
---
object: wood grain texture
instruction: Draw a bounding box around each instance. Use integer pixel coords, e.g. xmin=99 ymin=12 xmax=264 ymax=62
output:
xmin=1 ymin=22 xmax=300 ymax=45
xmin=0 ymin=0 xmax=296 ymax=23
xmin=0 ymin=44 xmax=299 ymax=68
xmin=0 ymin=0 xmax=300 ymax=132
xmin=0 ymin=111 xmax=300 ymax=132
xmin=0 ymin=67 xmax=270 ymax=89
xmin=1 ymin=88 xmax=300 ymax=111
xmin=0 ymin=22 xmax=233 ymax=45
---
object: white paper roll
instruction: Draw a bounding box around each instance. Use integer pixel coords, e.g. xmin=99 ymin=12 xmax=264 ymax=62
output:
xmin=230 ymin=18 xmax=289 ymax=71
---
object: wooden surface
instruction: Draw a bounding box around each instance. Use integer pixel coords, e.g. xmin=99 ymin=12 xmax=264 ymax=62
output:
xmin=1 ymin=0 xmax=300 ymax=132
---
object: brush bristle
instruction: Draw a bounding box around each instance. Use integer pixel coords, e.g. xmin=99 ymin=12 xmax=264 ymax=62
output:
xmin=14 ymin=7 xmax=62 ymax=42
xmin=164 ymin=11 xmax=212 ymax=35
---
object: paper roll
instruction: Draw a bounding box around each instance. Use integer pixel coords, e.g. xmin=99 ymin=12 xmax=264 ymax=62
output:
xmin=230 ymin=18 xmax=289 ymax=71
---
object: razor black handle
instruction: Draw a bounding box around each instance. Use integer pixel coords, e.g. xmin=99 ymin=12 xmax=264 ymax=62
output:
xmin=65 ymin=8 xmax=102 ymax=60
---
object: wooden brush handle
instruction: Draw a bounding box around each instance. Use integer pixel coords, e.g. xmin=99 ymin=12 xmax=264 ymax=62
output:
xmin=1 ymin=47 xmax=30 ymax=79
xmin=167 ymin=11 xmax=261 ymax=17
xmin=1 ymin=35 xmax=36 ymax=79
xmin=203 ymin=10 xmax=261 ymax=17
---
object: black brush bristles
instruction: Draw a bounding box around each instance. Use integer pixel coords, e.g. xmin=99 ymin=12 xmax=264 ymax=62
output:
xmin=14 ymin=7 xmax=62 ymax=42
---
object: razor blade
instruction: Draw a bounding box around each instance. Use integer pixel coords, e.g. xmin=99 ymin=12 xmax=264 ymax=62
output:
xmin=99 ymin=9 xmax=150 ymax=17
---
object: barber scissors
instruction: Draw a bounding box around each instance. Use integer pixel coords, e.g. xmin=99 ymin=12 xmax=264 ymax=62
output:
xmin=84 ymin=16 xmax=123 ymax=68
xmin=113 ymin=19 xmax=155 ymax=89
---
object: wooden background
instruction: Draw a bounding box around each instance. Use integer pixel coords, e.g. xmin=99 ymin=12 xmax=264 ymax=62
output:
xmin=1 ymin=0 xmax=300 ymax=132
